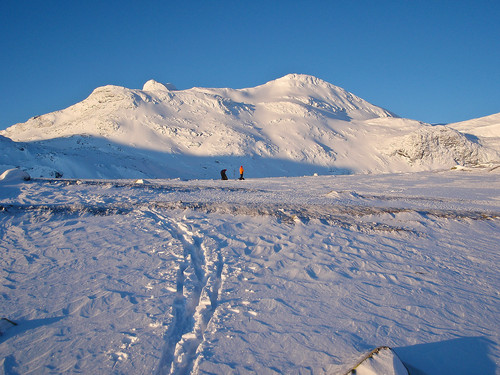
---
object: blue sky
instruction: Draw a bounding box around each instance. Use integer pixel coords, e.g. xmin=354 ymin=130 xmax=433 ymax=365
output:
xmin=1 ymin=0 xmax=499 ymax=130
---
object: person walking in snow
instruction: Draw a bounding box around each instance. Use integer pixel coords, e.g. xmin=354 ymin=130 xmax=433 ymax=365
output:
xmin=220 ymin=169 xmax=228 ymax=180
xmin=239 ymin=165 xmax=244 ymax=180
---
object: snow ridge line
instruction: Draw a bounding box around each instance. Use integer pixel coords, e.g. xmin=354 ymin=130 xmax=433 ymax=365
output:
xmin=149 ymin=211 xmax=223 ymax=375
xmin=35 ymin=178 xmax=260 ymax=193
xmin=151 ymin=201 xmax=500 ymax=222
xmin=0 ymin=203 xmax=134 ymax=216
xmin=3 ymin=202 xmax=498 ymax=226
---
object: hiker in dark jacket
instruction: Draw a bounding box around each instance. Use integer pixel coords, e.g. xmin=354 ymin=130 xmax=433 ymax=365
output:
xmin=220 ymin=169 xmax=228 ymax=180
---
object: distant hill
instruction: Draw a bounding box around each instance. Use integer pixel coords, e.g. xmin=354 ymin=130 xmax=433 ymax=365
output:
xmin=447 ymin=112 xmax=500 ymax=151
xmin=1 ymin=74 xmax=498 ymax=179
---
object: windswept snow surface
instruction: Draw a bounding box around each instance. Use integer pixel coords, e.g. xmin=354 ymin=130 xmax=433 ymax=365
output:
xmin=1 ymin=168 xmax=500 ymax=374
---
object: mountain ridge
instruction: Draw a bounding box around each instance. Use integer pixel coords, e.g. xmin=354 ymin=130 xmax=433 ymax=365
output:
xmin=1 ymin=74 xmax=498 ymax=179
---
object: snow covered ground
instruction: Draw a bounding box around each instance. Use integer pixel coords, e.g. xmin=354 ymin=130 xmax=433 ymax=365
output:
xmin=1 ymin=167 xmax=499 ymax=374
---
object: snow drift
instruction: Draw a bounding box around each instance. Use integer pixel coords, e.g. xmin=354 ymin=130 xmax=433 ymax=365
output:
xmin=0 ymin=74 xmax=498 ymax=179
xmin=0 ymin=168 xmax=30 ymax=183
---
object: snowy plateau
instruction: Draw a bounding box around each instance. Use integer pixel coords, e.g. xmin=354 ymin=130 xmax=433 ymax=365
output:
xmin=0 ymin=74 xmax=499 ymax=374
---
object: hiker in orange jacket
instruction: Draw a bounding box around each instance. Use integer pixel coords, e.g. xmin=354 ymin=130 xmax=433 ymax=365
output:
xmin=239 ymin=165 xmax=244 ymax=180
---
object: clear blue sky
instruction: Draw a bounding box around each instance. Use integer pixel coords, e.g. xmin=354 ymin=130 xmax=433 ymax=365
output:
xmin=1 ymin=0 xmax=499 ymax=130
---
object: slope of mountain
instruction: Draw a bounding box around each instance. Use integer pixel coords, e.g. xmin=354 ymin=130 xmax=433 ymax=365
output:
xmin=0 ymin=135 xmax=32 ymax=173
xmin=448 ymin=112 xmax=500 ymax=150
xmin=1 ymin=74 xmax=498 ymax=179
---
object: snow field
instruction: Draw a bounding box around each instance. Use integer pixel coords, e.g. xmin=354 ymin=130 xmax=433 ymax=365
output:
xmin=1 ymin=209 xmax=182 ymax=373
xmin=191 ymin=210 xmax=499 ymax=374
xmin=1 ymin=169 xmax=499 ymax=374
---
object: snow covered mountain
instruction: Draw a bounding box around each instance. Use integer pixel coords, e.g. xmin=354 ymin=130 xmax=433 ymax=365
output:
xmin=1 ymin=74 xmax=498 ymax=179
xmin=448 ymin=112 xmax=500 ymax=150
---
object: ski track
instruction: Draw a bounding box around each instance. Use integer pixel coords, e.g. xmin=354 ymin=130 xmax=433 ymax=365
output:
xmin=144 ymin=209 xmax=225 ymax=375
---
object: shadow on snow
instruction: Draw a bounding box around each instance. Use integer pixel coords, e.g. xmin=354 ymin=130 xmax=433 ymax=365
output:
xmin=5 ymin=135 xmax=354 ymax=180
xmin=395 ymin=336 xmax=497 ymax=375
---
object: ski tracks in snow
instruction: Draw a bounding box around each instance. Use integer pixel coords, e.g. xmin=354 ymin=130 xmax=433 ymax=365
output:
xmin=143 ymin=209 xmax=225 ymax=375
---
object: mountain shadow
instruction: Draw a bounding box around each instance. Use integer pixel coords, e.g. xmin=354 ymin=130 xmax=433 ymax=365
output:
xmin=9 ymin=135 xmax=354 ymax=179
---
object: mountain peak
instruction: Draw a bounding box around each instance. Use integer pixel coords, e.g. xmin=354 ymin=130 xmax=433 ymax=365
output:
xmin=277 ymin=73 xmax=327 ymax=84
xmin=143 ymin=80 xmax=177 ymax=92
xmin=267 ymin=74 xmax=333 ymax=90
xmin=247 ymin=74 xmax=395 ymax=120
